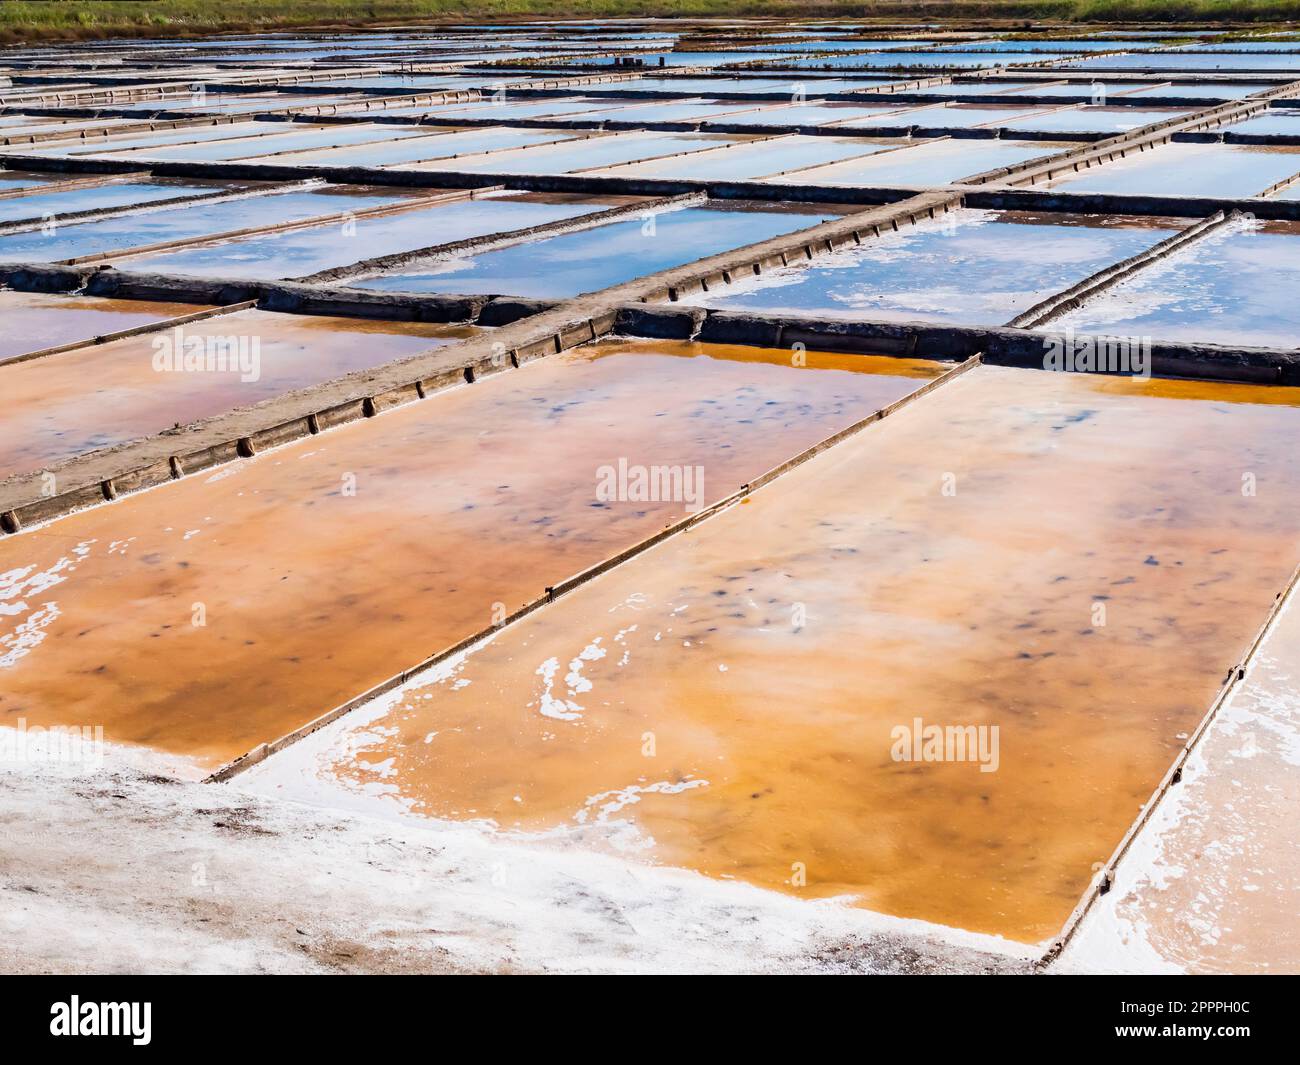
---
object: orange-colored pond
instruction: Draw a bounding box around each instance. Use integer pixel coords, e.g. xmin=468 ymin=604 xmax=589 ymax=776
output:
xmin=293 ymin=366 xmax=1300 ymax=943
xmin=0 ymin=340 xmax=939 ymax=765
xmin=0 ymin=291 xmax=211 ymax=361
xmin=0 ymin=310 xmax=478 ymax=480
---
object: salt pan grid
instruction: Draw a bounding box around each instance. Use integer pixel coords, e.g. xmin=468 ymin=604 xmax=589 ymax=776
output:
xmin=3 ymin=16 xmax=1300 ymax=975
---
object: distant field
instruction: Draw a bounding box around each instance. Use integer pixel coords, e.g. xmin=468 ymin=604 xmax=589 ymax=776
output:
xmin=2 ymin=0 xmax=1300 ymax=44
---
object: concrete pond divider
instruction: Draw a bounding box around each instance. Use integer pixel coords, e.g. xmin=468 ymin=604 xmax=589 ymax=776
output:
xmin=612 ymin=306 xmax=1300 ymax=385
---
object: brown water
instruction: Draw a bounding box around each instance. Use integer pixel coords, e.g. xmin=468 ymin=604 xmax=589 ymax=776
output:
xmin=0 ymin=340 xmax=939 ymax=766
xmin=303 ymin=366 xmax=1300 ymax=943
xmin=0 ymin=291 xmax=211 ymax=361
xmin=0 ymin=311 xmax=478 ymax=480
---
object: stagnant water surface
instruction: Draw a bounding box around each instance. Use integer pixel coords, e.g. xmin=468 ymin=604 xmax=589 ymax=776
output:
xmin=277 ymin=366 xmax=1300 ymax=943
xmin=0 ymin=312 xmax=478 ymax=480
xmin=0 ymin=179 xmax=232 ymax=225
xmin=0 ymin=185 xmax=427 ymax=262
xmin=685 ymin=209 xmax=1180 ymax=325
xmin=0 ymin=291 xmax=211 ymax=361
xmin=1051 ymin=219 xmax=1300 ymax=347
xmin=118 ymin=192 xmax=625 ymax=280
xmin=0 ymin=341 xmax=941 ymax=765
xmin=357 ymin=201 xmax=840 ymax=298
xmin=1048 ymin=141 xmax=1300 ymax=198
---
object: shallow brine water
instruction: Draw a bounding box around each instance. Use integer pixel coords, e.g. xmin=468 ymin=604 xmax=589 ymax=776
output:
xmin=0 ymin=291 xmax=211 ymax=360
xmin=0 ymin=179 xmax=231 ymax=225
xmin=1048 ymin=141 xmax=1300 ymax=199
xmin=357 ymin=201 xmax=839 ymax=297
xmin=117 ymin=192 xmax=621 ymax=280
xmin=0 ymin=340 xmax=941 ymax=766
xmin=684 ymin=209 xmax=1179 ymax=325
xmin=0 ymin=312 xmax=477 ymax=480
xmin=785 ymin=138 xmax=1070 ymax=186
xmin=1050 ymin=219 xmax=1300 ymax=347
xmin=0 ymin=184 xmax=426 ymax=263
xmin=288 ymin=366 xmax=1300 ymax=943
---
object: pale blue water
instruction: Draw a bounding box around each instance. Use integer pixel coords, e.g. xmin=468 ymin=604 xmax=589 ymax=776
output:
xmin=605 ymin=76 xmax=900 ymax=95
xmin=901 ymin=81 xmax=1050 ymax=97
xmin=1064 ymin=52 xmax=1300 ymax=72
xmin=606 ymin=135 xmax=898 ymax=181
xmin=119 ymin=195 xmax=610 ymax=279
xmin=1051 ymin=142 xmax=1300 ymax=198
xmin=704 ymin=102 xmax=914 ymax=126
xmin=780 ymin=51 xmax=1069 ymax=70
xmin=282 ymin=128 xmax=580 ymax=166
xmin=105 ymin=124 xmax=434 ymax=162
xmin=1221 ymin=109 xmax=1300 ymax=137
xmin=0 ymin=171 xmax=56 ymax=191
xmin=788 ymin=139 xmax=1066 ymax=186
xmin=45 ymin=121 xmax=302 ymax=156
xmin=579 ymin=100 xmax=768 ymax=122
xmin=1052 ymin=224 xmax=1300 ymax=347
xmin=688 ymin=210 xmax=1173 ymax=325
xmin=837 ymin=103 xmax=1050 ymax=129
xmin=1002 ymin=106 xmax=1191 ymax=134
xmin=357 ymin=202 xmax=838 ymax=298
xmin=749 ymin=38 xmax=935 ymax=52
xmin=932 ymin=40 xmax=1153 ymax=52
xmin=413 ymin=131 xmax=746 ymax=175
xmin=0 ymin=186 xmax=419 ymax=262
xmin=0 ymin=181 xmax=222 ymax=225
xmin=1113 ymin=82 xmax=1267 ymax=100
xmin=419 ymin=98 xmax=613 ymax=121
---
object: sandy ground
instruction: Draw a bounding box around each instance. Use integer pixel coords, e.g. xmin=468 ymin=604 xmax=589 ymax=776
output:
xmin=0 ymin=746 xmax=1035 ymax=975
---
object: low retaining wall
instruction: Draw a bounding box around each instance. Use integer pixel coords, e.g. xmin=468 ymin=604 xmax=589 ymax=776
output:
xmin=964 ymin=186 xmax=1300 ymax=221
xmin=0 ymin=261 xmax=555 ymax=324
xmin=612 ymin=306 xmax=1300 ymax=385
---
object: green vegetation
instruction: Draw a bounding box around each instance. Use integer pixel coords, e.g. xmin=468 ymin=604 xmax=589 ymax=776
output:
xmin=0 ymin=0 xmax=1298 ymax=45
